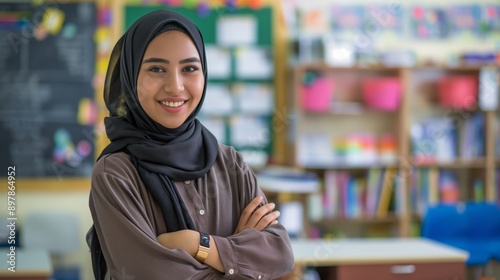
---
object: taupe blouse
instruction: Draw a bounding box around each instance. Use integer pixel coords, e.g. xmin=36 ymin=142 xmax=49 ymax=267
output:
xmin=89 ymin=144 xmax=294 ymax=279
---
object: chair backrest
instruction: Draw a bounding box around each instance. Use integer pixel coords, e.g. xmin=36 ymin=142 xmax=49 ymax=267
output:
xmin=465 ymin=202 xmax=500 ymax=240
xmin=421 ymin=203 xmax=468 ymax=242
xmin=21 ymin=211 xmax=80 ymax=254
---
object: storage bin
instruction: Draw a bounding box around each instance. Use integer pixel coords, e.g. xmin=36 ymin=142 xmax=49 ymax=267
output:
xmin=362 ymin=77 xmax=401 ymax=111
xmin=438 ymin=76 xmax=477 ymax=109
xmin=301 ymin=77 xmax=334 ymax=112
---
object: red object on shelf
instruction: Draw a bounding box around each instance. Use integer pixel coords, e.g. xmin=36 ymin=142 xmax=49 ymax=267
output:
xmin=438 ymin=76 xmax=477 ymax=109
xmin=362 ymin=77 xmax=401 ymax=111
xmin=301 ymin=77 xmax=334 ymax=112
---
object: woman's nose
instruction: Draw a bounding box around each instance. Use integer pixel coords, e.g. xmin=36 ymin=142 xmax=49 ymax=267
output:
xmin=163 ymin=72 xmax=184 ymax=94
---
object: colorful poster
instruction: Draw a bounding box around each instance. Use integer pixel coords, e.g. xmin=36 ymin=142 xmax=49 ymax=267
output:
xmin=482 ymin=5 xmax=500 ymax=34
xmin=447 ymin=5 xmax=481 ymax=38
xmin=364 ymin=4 xmax=404 ymax=36
xmin=330 ymin=5 xmax=365 ymax=38
xmin=410 ymin=6 xmax=448 ymax=39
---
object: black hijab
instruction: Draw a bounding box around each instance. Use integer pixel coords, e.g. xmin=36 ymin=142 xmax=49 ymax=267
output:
xmin=87 ymin=10 xmax=218 ymax=279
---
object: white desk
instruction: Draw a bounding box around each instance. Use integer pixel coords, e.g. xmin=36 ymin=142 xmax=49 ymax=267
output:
xmin=287 ymin=238 xmax=468 ymax=280
xmin=0 ymin=249 xmax=52 ymax=279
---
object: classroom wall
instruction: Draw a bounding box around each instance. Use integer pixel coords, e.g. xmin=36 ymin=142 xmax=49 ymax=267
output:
xmin=288 ymin=0 xmax=499 ymax=65
xmin=0 ymin=1 xmax=498 ymax=280
xmin=0 ymin=190 xmax=93 ymax=280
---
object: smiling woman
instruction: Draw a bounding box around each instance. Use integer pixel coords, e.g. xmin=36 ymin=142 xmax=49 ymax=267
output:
xmin=87 ymin=9 xmax=294 ymax=280
xmin=137 ymin=28 xmax=204 ymax=129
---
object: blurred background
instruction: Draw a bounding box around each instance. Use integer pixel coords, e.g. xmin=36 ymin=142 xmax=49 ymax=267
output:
xmin=0 ymin=0 xmax=499 ymax=279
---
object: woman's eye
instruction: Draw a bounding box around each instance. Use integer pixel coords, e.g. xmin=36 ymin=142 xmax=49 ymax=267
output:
xmin=183 ymin=66 xmax=198 ymax=73
xmin=148 ymin=66 xmax=165 ymax=73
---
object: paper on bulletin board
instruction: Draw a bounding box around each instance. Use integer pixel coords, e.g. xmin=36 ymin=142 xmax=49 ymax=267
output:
xmin=200 ymin=84 xmax=233 ymax=115
xmin=236 ymin=83 xmax=274 ymax=114
xmin=199 ymin=117 xmax=226 ymax=145
xmin=217 ymin=15 xmax=257 ymax=46
xmin=230 ymin=116 xmax=270 ymax=147
xmin=235 ymin=47 xmax=273 ymax=79
xmin=206 ymin=46 xmax=231 ymax=79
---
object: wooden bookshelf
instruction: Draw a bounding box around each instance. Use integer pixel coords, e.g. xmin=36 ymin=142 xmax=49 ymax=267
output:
xmin=286 ymin=63 xmax=499 ymax=239
xmin=411 ymin=158 xmax=487 ymax=168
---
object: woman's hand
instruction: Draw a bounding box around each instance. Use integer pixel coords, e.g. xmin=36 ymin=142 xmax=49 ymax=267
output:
xmin=234 ymin=196 xmax=280 ymax=234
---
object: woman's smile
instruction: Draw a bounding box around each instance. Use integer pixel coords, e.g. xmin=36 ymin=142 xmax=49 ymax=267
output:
xmin=159 ymin=98 xmax=188 ymax=113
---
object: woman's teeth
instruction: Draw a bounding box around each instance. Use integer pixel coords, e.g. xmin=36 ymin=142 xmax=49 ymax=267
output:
xmin=161 ymin=101 xmax=185 ymax=108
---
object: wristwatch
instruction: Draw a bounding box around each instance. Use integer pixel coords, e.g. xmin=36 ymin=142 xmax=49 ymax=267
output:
xmin=195 ymin=232 xmax=210 ymax=263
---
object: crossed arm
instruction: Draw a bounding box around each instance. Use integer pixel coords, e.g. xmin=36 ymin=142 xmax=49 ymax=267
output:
xmin=156 ymin=196 xmax=280 ymax=272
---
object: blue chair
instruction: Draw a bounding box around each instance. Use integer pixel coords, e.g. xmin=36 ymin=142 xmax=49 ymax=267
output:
xmin=421 ymin=203 xmax=490 ymax=266
xmin=465 ymin=202 xmax=500 ymax=261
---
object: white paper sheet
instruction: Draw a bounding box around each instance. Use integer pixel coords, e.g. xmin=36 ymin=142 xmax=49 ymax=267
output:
xmin=206 ymin=46 xmax=231 ymax=79
xmin=217 ymin=15 xmax=257 ymax=46
xmin=199 ymin=117 xmax=226 ymax=144
xmin=230 ymin=116 xmax=270 ymax=147
xmin=235 ymin=47 xmax=273 ymax=79
xmin=200 ymin=84 xmax=233 ymax=115
xmin=236 ymin=83 xmax=274 ymax=114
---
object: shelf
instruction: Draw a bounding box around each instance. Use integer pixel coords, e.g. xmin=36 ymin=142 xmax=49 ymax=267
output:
xmin=301 ymin=163 xmax=399 ymax=170
xmin=295 ymin=63 xmax=492 ymax=72
xmin=316 ymin=214 xmax=402 ymax=225
xmin=302 ymin=107 xmax=400 ymax=117
xmin=410 ymin=158 xmax=487 ymax=169
xmin=295 ymin=63 xmax=402 ymax=72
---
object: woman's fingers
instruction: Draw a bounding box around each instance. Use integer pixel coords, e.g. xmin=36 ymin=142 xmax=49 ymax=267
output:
xmin=234 ymin=196 xmax=282 ymax=234
xmin=242 ymin=196 xmax=263 ymax=221
xmin=246 ymin=202 xmax=275 ymax=227
xmin=234 ymin=196 xmax=263 ymax=234
xmin=255 ymin=209 xmax=281 ymax=231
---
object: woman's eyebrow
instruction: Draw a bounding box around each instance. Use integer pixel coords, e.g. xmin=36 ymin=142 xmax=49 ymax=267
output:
xmin=179 ymin=57 xmax=201 ymax=64
xmin=143 ymin=57 xmax=168 ymax=64
xmin=142 ymin=57 xmax=200 ymax=64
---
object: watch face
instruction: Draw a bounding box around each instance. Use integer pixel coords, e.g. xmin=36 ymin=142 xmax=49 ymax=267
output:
xmin=201 ymin=233 xmax=210 ymax=247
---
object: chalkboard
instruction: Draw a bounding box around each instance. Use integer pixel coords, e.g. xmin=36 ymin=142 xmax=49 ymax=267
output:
xmin=0 ymin=2 xmax=96 ymax=179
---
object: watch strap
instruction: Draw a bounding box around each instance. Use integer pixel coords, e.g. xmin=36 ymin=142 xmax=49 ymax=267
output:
xmin=195 ymin=232 xmax=210 ymax=263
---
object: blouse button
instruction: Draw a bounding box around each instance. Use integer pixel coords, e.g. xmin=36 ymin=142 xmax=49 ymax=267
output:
xmin=199 ymin=209 xmax=205 ymax=215
xmin=258 ymin=275 xmax=262 ymax=279
xmin=184 ymin=180 xmax=191 ymax=184
xmin=228 ymin=269 xmax=234 ymax=275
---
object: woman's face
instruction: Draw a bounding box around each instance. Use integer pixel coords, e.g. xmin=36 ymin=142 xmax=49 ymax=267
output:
xmin=137 ymin=30 xmax=204 ymax=129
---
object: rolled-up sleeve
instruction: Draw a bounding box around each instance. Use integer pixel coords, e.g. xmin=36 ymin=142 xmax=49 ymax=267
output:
xmin=213 ymin=224 xmax=293 ymax=279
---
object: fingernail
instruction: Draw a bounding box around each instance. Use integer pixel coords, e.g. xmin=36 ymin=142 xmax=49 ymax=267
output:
xmin=270 ymin=203 xmax=275 ymax=209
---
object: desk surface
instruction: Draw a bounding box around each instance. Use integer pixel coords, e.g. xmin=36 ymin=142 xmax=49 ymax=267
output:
xmin=0 ymin=249 xmax=52 ymax=277
xmin=291 ymin=238 xmax=468 ymax=266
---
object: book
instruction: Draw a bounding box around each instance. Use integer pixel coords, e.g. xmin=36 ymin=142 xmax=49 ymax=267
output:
xmin=376 ymin=168 xmax=397 ymax=218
